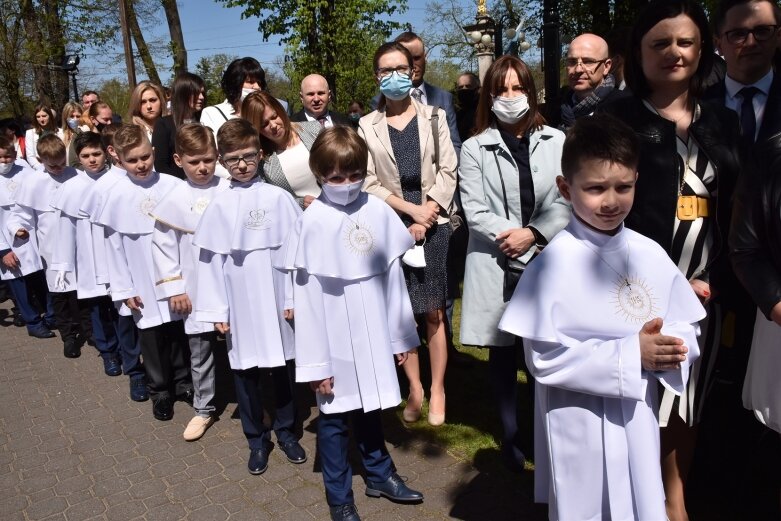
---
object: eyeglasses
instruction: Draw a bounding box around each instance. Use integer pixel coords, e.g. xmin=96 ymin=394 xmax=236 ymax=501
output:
xmin=222 ymin=152 xmax=258 ymax=168
xmin=564 ymin=58 xmax=607 ymax=72
xmin=376 ymin=65 xmax=411 ymax=80
xmin=723 ymin=25 xmax=779 ymax=45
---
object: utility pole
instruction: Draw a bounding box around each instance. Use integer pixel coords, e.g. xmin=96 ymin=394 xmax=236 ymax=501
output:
xmin=118 ymin=0 xmax=137 ymax=87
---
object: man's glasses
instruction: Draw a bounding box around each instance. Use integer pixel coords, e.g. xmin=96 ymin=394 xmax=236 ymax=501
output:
xmin=222 ymin=152 xmax=258 ymax=168
xmin=723 ymin=25 xmax=779 ymax=45
xmin=376 ymin=65 xmax=411 ymax=80
xmin=564 ymin=58 xmax=607 ymax=72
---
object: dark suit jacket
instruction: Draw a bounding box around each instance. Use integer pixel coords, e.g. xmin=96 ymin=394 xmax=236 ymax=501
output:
xmin=371 ymin=81 xmax=462 ymax=156
xmin=289 ymin=109 xmax=351 ymax=127
xmin=703 ymin=72 xmax=781 ymax=144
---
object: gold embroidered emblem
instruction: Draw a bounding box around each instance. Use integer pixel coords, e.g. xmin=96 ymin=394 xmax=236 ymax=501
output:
xmin=139 ymin=195 xmax=157 ymax=216
xmin=192 ymin=197 xmax=209 ymax=215
xmin=611 ymin=276 xmax=657 ymax=323
xmin=344 ymin=222 xmax=374 ymax=255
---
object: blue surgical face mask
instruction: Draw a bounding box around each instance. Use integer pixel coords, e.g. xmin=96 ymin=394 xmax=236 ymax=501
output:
xmin=379 ymin=71 xmax=412 ymax=101
xmin=321 ymin=179 xmax=364 ymax=206
xmin=67 ymin=118 xmax=79 ymax=130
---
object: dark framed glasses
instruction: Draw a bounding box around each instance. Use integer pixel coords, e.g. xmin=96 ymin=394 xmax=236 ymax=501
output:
xmin=723 ymin=25 xmax=779 ymax=45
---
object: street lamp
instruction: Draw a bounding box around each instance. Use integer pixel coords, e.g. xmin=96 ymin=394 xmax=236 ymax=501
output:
xmin=61 ymin=54 xmax=80 ymax=102
xmin=462 ymin=4 xmax=496 ymax=83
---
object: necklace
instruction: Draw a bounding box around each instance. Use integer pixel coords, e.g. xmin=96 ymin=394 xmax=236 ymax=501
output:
xmin=578 ymin=236 xmax=632 ymax=288
xmin=341 ymin=209 xmax=374 ymax=255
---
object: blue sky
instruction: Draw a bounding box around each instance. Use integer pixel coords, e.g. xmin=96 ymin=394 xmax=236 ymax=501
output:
xmin=80 ymin=0 xmax=466 ymax=86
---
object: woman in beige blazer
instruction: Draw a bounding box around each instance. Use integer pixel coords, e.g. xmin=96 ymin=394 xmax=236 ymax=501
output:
xmin=358 ymin=42 xmax=457 ymax=426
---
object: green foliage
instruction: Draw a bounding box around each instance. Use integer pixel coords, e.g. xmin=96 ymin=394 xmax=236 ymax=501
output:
xmin=218 ymin=0 xmax=407 ymax=113
xmin=425 ymin=59 xmax=464 ymax=93
xmin=98 ymin=78 xmax=131 ymax=118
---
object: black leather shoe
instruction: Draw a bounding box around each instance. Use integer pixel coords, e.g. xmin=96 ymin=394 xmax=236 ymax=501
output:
xmin=102 ymin=355 xmax=122 ymax=377
xmin=13 ymin=314 xmax=25 ymax=327
xmin=365 ymin=473 xmax=423 ymax=503
xmin=152 ymin=396 xmax=173 ymax=421
xmin=177 ymin=388 xmax=194 ymax=407
xmin=129 ymin=377 xmax=149 ymax=402
xmin=44 ymin=320 xmax=57 ymax=330
xmin=329 ymin=503 xmax=361 ymax=521
xmin=28 ymin=325 xmax=55 ymax=339
xmin=247 ymin=443 xmax=272 ymax=475
xmin=63 ymin=338 xmax=80 ymax=358
xmin=278 ymin=440 xmax=307 ymax=464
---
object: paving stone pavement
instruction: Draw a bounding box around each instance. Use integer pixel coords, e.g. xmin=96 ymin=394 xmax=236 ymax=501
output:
xmin=0 ymin=304 xmax=544 ymax=521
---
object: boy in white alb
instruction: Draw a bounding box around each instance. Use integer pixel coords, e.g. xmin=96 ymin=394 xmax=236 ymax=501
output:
xmin=0 ymin=136 xmax=53 ymax=338
xmin=92 ymin=125 xmax=192 ymax=421
xmin=50 ymin=132 xmax=121 ymax=373
xmin=151 ymin=124 xmax=229 ymax=441
xmin=279 ymin=127 xmax=423 ymax=521
xmin=9 ymin=135 xmax=80 ymax=354
xmin=193 ymin=119 xmax=305 ymax=475
xmin=498 ymin=115 xmax=706 ymax=521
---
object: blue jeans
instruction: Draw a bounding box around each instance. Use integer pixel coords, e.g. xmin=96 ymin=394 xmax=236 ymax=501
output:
xmin=116 ymin=314 xmax=143 ymax=378
xmin=7 ymin=271 xmax=49 ymax=331
xmin=318 ymin=408 xmax=393 ymax=506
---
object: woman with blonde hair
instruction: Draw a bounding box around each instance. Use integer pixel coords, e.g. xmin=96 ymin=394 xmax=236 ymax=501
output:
xmin=127 ymin=81 xmax=166 ymax=140
xmin=60 ymin=101 xmax=83 ymax=164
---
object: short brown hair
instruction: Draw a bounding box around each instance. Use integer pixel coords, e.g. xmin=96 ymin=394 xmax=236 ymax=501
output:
xmin=216 ymin=119 xmax=260 ymax=156
xmin=36 ymin=134 xmax=66 ymax=160
xmin=240 ymin=90 xmax=291 ymax=155
xmin=175 ymin=123 xmax=217 ymax=157
xmin=0 ymin=136 xmax=14 ymax=155
xmin=100 ymin=123 xmax=122 ymax=149
xmin=474 ymin=56 xmax=545 ymax=136
xmin=308 ymin=126 xmax=368 ymax=182
xmin=112 ymin=124 xmax=149 ymax=158
xmin=561 ymin=114 xmax=639 ymax=180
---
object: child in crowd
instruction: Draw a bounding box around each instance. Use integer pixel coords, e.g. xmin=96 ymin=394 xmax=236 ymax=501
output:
xmin=0 ymin=136 xmax=52 ymax=338
xmin=50 ymin=132 xmax=121 ymax=374
xmin=92 ymin=125 xmax=192 ymax=420
xmin=151 ymin=124 xmax=229 ymax=441
xmin=80 ymin=125 xmax=147 ymax=401
xmin=9 ymin=135 xmax=79 ymax=355
xmin=280 ymin=127 xmax=423 ymax=521
xmin=498 ymin=114 xmax=705 ymax=520
xmin=193 ymin=119 xmax=305 ymax=475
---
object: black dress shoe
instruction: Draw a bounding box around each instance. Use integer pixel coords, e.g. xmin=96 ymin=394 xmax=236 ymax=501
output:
xmin=278 ymin=440 xmax=307 ymax=464
xmin=13 ymin=314 xmax=25 ymax=327
xmin=102 ymin=355 xmax=122 ymax=377
xmin=177 ymin=389 xmax=194 ymax=407
xmin=28 ymin=325 xmax=55 ymax=339
xmin=129 ymin=377 xmax=149 ymax=402
xmin=365 ymin=473 xmax=423 ymax=503
xmin=247 ymin=443 xmax=272 ymax=475
xmin=63 ymin=338 xmax=81 ymax=358
xmin=329 ymin=503 xmax=361 ymax=521
xmin=152 ymin=397 xmax=173 ymax=421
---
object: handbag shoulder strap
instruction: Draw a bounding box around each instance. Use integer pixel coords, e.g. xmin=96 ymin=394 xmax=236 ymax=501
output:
xmin=430 ymin=107 xmax=440 ymax=174
xmin=214 ymin=105 xmax=230 ymax=122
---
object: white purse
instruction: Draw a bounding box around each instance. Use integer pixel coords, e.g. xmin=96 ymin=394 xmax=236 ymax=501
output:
xmin=402 ymin=239 xmax=426 ymax=268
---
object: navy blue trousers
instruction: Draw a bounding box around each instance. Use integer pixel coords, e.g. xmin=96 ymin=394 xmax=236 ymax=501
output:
xmin=318 ymin=408 xmax=393 ymax=506
xmin=116 ymin=314 xmax=143 ymax=379
xmin=7 ymin=271 xmax=53 ymax=332
xmin=84 ymin=296 xmax=119 ymax=358
xmin=232 ymin=360 xmax=297 ymax=450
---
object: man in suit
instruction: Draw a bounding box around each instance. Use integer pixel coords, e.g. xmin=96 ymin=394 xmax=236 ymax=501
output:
xmin=709 ymin=0 xmax=781 ymax=147
xmin=290 ymin=74 xmax=350 ymax=128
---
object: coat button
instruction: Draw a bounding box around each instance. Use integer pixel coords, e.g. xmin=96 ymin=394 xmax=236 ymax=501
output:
xmin=532 ymin=166 xmax=539 ymax=172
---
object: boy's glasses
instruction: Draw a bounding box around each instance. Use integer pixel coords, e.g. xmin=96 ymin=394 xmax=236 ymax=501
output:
xmin=723 ymin=25 xmax=779 ymax=45
xmin=222 ymin=152 xmax=258 ymax=168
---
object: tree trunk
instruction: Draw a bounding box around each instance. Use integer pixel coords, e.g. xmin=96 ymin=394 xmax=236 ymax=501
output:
xmin=125 ymin=0 xmax=161 ymax=86
xmin=0 ymin=10 xmax=27 ymax=118
xmin=589 ymin=0 xmax=612 ymax=36
xmin=614 ymin=0 xmax=649 ymax=29
xmin=42 ymin=0 xmax=69 ymax=106
xmin=161 ymin=0 xmax=187 ymax=76
xmin=20 ymin=0 xmax=53 ymax=104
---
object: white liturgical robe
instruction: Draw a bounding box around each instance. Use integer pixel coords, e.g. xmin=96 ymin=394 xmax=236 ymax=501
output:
xmin=193 ymin=177 xmax=300 ymax=370
xmin=0 ymin=164 xmax=42 ymax=280
xmin=278 ymin=191 xmax=419 ymax=414
xmin=92 ymin=171 xmax=182 ymax=329
xmin=81 ymin=165 xmax=126 ymax=286
xmin=743 ymin=310 xmax=781 ymax=434
xmin=499 ymin=217 xmax=706 ymax=521
xmin=151 ymin=176 xmax=229 ymax=335
xmin=8 ymin=167 xmax=77 ymax=291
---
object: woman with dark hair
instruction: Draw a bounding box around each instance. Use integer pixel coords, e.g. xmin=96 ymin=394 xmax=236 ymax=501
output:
xmin=152 ymin=72 xmax=206 ymax=179
xmin=458 ymin=55 xmax=569 ymax=469
xmin=358 ymin=42 xmax=457 ymax=427
xmin=25 ymin=103 xmax=61 ymax=170
xmin=241 ymin=90 xmax=322 ymax=208
xmin=201 ymin=57 xmax=267 ymax=137
xmin=600 ymin=1 xmax=742 ymax=518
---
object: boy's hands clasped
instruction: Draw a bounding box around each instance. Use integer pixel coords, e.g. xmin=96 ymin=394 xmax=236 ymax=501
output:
xmin=639 ymin=317 xmax=688 ymax=372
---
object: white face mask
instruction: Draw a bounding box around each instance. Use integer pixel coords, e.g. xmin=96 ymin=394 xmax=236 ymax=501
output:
xmin=321 ymin=179 xmax=364 ymax=206
xmin=0 ymin=162 xmax=13 ymax=175
xmin=491 ymin=94 xmax=530 ymax=124
xmin=240 ymin=87 xmax=259 ymax=102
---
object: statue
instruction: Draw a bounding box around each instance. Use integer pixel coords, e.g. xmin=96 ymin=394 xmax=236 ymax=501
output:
xmin=477 ymin=0 xmax=487 ymax=16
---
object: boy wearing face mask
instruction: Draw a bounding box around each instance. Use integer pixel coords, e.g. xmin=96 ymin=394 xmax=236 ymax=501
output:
xmin=49 ymin=132 xmax=121 ymax=368
xmin=279 ymin=126 xmax=423 ymax=521
xmin=193 ymin=119 xmax=306 ymax=475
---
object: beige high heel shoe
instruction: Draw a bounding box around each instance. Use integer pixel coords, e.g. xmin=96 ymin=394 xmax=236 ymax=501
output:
xmin=428 ymin=392 xmax=445 ymax=426
xmin=402 ymin=389 xmax=424 ymax=422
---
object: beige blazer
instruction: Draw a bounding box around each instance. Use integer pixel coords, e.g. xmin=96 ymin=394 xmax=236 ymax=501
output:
xmin=358 ymin=98 xmax=457 ymax=223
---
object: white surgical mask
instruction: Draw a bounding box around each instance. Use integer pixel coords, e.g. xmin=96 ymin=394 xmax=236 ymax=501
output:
xmin=240 ymin=87 xmax=259 ymax=102
xmin=321 ymin=179 xmax=364 ymax=206
xmin=491 ymin=94 xmax=530 ymax=124
xmin=0 ymin=162 xmax=13 ymax=175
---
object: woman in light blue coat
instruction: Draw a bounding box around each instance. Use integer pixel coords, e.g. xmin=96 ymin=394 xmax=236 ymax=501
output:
xmin=459 ymin=56 xmax=569 ymax=470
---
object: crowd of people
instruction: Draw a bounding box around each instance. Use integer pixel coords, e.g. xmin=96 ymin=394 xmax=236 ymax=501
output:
xmin=1 ymin=0 xmax=780 ymax=519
